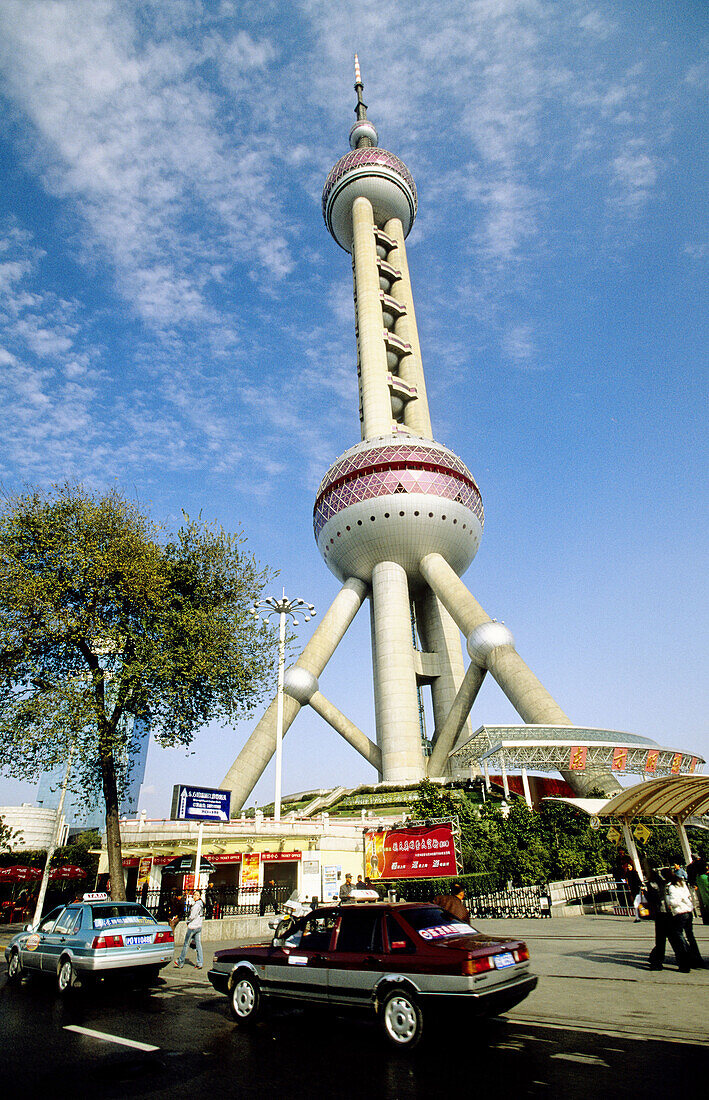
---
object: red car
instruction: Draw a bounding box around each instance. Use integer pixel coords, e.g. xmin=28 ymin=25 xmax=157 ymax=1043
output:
xmin=208 ymin=901 xmax=537 ymax=1049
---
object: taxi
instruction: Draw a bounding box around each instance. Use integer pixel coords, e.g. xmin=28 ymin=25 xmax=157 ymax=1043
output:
xmin=4 ymin=893 xmax=174 ymax=993
xmin=208 ymin=899 xmax=537 ymax=1049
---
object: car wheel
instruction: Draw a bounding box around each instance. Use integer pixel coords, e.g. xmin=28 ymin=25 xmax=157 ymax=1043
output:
xmin=229 ymin=971 xmax=262 ymax=1025
xmin=57 ymin=956 xmax=76 ymax=995
xmin=7 ymin=949 xmax=23 ymax=984
xmin=379 ymin=988 xmax=424 ymax=1050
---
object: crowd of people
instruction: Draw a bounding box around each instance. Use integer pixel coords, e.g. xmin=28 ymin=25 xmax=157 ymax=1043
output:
xmin=617 ymin=852 xmax=708 ymax=972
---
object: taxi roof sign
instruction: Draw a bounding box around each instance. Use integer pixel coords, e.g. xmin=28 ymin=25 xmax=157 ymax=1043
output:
xmin=82 ymin=892 xmax=109 ymax=901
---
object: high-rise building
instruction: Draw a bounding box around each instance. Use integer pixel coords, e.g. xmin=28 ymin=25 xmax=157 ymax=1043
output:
xmin=221 ymin=61 xmax=636 ymax=808
xmin=37 ymin=715 xmax=149 ymax=833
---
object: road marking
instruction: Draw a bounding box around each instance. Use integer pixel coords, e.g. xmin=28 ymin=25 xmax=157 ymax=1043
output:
xmin=63 ymin=1025 xmax=159 ymax=1052
xmin=551 ymin=1053 xmax=610 ymax=1067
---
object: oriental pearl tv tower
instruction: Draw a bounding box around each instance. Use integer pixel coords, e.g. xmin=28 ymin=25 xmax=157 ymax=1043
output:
xmin=222 ymin=59 xmax=621 ymax=807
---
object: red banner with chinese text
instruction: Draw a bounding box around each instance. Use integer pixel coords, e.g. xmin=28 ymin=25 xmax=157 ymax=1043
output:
xmin=260 ymin=851 xmax=302 ymax=862
xmin=645 ymin=750 xmax=659 ymax=773
xmin=364 ymin=823 xmax=458 ymax=880
xmin=670 ymin=753 xmax=682 ymax=775
xmin=569 ymin=746 xmax=588 ymax=771
xmin=612 ymin=747 xmax=628 ymax=771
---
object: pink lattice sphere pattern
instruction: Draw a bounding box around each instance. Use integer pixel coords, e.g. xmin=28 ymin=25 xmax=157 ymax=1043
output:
xmin=313 ymin=436 xmax=484 ymax=583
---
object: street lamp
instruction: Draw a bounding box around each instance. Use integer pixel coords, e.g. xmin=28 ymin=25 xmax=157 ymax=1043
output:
xmin=251 ymin=591 xmax=315 ymax=822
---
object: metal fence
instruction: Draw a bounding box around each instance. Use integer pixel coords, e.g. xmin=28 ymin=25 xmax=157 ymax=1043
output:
xmin=389 ymin=875 xmax=549 ymax=918
xmin=548 ymin=874 xmax=636 ymax=915
xmin=136 ymin=883 xmax=293 ymax=920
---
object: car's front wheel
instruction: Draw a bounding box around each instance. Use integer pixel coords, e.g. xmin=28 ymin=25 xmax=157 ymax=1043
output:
xmin=57 ymin=956 xmax=76 ymax=995
xmin=7 ymin=949 xmax=23 ymax=984
xmin=379 ymin=988 xmax=424 ymax=1050
xmin=229 ymin=971 xmax=262 ymax=1025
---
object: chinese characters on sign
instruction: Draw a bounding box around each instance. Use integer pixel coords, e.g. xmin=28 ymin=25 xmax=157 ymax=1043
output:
xmin=364 ymin=822 xmax=458 ymax=880
xmin=645 ymin=750 xmax=659 ymax=773
xmin=612 ymin=747 xmax=628 ymax=771
xmin=569 ymin=746 xmax=587 ymax=771
xmin=670 ymin=753 xmax=682 ymax=775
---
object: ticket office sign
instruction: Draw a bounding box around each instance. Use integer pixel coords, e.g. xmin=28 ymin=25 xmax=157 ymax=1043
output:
xmin=364 ymin=823 xmax=458 ymax=880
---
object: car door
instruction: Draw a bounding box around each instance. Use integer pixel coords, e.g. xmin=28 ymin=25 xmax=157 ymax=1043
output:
xmin=327 ymin=909 xmax=387 ymax=1007
xmin=19 ymin=906 xmax=65 ymax=971
xmin=40 ymin=906 xmax=83 ymax=972
xmin=265 ymin=910 xmax=336 ymax=1003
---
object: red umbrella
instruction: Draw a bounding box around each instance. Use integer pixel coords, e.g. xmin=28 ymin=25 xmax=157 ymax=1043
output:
xmin=0 ymin=866 xmax=42 ymax=882
xmin=49 ymin=866 xmax=87 ymax=880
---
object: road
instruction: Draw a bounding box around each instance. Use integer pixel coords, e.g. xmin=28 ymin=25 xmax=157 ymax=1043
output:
xmin=1 ymin=915 xmax=707 ymax=1098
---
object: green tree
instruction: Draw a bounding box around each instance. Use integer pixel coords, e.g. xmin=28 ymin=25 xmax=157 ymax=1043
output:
xmin=0 ymin=813 xmax=22 ymax=852
xmin=0 ymin=484 xmax=277 ymax=900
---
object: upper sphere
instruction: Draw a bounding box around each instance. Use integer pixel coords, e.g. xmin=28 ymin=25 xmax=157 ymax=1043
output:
xmin=322 ymin=148 xmax=418 ymax=251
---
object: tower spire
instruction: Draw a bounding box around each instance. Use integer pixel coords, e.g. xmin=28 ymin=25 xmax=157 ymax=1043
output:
xmin=354 ymin=53 xmax=367 ymax=121
xmin=351 ymin=54 xmax=376 ymax=147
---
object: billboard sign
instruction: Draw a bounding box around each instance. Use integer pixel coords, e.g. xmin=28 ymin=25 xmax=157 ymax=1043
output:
xmin=171 ymin=784 xmax=231 ymax=822
xmin=364 ymin=822 xmax=458 ymax=880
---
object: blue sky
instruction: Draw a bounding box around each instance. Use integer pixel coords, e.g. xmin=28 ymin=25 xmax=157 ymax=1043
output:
xmin=0 ymin=0 xmax=707 ymax=817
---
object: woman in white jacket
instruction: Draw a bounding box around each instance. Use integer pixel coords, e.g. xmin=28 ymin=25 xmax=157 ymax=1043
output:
xmin=666 ymin=875 xmax=703 ymax=969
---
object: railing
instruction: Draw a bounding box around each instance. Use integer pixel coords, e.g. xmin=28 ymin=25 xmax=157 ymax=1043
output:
xmin=388 ymin=874 xmax=548 ymax=918
xmin=548 ymin=874 xmax=635 ymax=915
xmin=135 ymin=883 xmax=293 ymax=920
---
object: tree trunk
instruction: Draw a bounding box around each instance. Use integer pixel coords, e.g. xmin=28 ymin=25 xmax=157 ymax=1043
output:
xmin=100 ymin=742 xmax=126 ymax=901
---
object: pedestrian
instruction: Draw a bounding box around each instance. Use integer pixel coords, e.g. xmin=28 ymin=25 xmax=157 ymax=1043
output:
xmin=433 ymin=882 xmax=470 ymax=922
xmin=169 ymin=891 xmax=184 ymax=932
xmin=645 ymin=866 xmax=689 ymax=972
xmin=666 ymin=873 xmax=703 ymax=968
xmin=686 ymin=853 xmax=704 ymax=888
xmin=695 ymin=860 xmax=709 ymax=925
xmin=339 ymin=873 xmax=354 ymax=899
xmin=259 ymin=879 xmax=278 ymax=917
xmin=174 ymin=888 xmax=204 ymax=969
xmin=355 ymin=875 xmax=365 ymax=891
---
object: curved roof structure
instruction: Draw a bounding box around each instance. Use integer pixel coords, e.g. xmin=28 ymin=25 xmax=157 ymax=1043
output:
xmin=449 ymin=725 xmax=704 ymax=780
xmin=599 ymin=774 xmax=709 ymax=821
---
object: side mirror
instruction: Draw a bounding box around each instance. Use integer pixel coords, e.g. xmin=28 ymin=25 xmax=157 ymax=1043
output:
xmin=272 ymin=937 xmax=284 ymax=948
xmin=268 ymin=920 xmax=279 ymax=930
xmin=24 ymin=922 xmax=37 ymax=933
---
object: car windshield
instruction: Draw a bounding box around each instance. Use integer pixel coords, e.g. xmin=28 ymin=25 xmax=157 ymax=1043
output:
xmin=404 ymin=906 xmax=477 ymax=939
xmin=91 ymin=904 xmax=156 ymax=929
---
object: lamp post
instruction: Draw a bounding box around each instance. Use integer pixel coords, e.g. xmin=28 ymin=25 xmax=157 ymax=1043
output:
xmin=251 ymin=591 xmax=315 ymax=822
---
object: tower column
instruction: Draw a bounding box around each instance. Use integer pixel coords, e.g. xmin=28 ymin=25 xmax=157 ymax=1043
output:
xmin=352 ymin=196 xmax=394 ymax=438
xmin=371 ymin=560 xmax=426 ymax=781
xmin=416 ymin=588 xmax=473 ymax=751
xmin=384 ymin=217 xmax=433 ymax=438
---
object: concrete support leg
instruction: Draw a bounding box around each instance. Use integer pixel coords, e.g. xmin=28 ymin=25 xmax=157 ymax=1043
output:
xmin=221 ymin=577 xmax=369 ymax=811
xmin=420 ymin=552 xmax=621 ymax=797
xmin=426 ymin=662 xmax=486 ymax=778
xmin=308 ymin=690 xmax=382 ymax=772
xmin=371 ymin=560 xmax=426 ymax=782
xmin=416 ymin=589 xmax=474 ymax=761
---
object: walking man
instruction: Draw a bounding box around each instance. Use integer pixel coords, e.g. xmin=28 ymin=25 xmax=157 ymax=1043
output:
xmin=175 ymin=889 xmax=204 ymax=969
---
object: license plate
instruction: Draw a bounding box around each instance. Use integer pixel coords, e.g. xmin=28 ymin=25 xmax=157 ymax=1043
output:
xmin=493 ymin=952 xmax=515 ymax=969
xmin=125 ymin=934 xmax=152 ymax=946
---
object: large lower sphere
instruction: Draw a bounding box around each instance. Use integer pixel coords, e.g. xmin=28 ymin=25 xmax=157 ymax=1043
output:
xmin=313 ymin=435 xmax=484 ymax=584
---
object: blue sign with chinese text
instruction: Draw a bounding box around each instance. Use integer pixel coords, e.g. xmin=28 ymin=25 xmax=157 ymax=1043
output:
xmin=171 ymin=784 xmax=231 ymax=822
